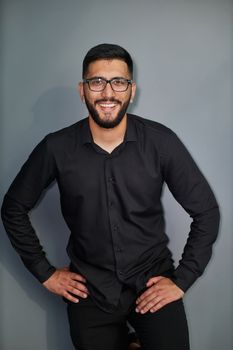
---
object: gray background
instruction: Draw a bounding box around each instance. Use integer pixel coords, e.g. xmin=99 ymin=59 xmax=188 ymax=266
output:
xmin=0 ymin=0 xmax=232 ymax=349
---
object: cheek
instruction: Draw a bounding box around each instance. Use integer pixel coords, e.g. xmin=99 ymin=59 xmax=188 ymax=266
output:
xmin=84 ymin=89 xmax=102 ymax=103
xmin=123 ymin=92 xmax=132 ymax=104
xmin=83 ymin=92 xmax=95 ymax=105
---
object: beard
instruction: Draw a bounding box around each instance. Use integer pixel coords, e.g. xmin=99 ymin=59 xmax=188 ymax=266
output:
xmin=84 ymin=96 xmax=131 ymax=129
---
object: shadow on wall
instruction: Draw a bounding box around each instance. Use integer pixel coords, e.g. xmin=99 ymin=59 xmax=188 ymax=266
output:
xmin=32 ymin=86 xmax=84 ymax=132
xmin=1 ymin=86 xmax=85 ymax=350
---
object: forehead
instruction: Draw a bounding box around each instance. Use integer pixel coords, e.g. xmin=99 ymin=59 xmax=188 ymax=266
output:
xmin=86 ymin=59 xmax=130 ymax=78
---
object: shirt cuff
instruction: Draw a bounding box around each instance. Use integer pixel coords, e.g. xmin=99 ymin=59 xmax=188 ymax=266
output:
xmin=28 ymin=258 xmax=56 ymax=283
xmin=171 ymin=265 xmax=199 ymax=292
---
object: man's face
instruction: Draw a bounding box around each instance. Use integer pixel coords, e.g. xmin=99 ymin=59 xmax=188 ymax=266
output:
xmin=79 ymin=59 xmax=136 ymax=129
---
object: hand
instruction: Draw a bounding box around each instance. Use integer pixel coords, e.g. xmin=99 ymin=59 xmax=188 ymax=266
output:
xmin=128 ymin=342 xmax=141 ymax=350
xmin=135 ymin=276 xmax=184 ymax=314
xmin=43 ymin=267 xmax=89 ymax=303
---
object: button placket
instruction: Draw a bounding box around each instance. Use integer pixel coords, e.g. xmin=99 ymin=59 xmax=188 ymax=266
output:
xmin=105 ymin=158 xmax=124 ymax=276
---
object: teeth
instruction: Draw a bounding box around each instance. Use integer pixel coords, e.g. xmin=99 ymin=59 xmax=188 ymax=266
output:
xmin=99 ymin=103 xmax=116 ymax=108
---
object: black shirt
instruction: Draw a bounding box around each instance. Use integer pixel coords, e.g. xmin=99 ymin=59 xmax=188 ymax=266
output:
xmin=1 ymin=114 xmax=220 ymax=312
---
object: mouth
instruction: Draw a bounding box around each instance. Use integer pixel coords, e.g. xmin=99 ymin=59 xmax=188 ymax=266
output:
xmin=96 ymin=100 xmax=120 ymax=112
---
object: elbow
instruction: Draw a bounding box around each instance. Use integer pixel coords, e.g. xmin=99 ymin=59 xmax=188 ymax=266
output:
xmin=1 ymin=194 xmax=24 ymax=225
xmin=215 ymin=204 xmax=221 ymax=236
xmin=206 ymin=204 xmax=221 ymax=242
xmin=1 ymin=195 xmax=9 ymax=223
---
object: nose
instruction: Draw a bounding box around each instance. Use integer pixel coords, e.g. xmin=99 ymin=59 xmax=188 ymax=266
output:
xmin=101 ymin=81 xmax=115 ymax=98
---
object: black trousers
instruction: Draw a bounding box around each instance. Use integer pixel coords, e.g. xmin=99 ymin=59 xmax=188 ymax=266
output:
xmin=67 ymin=295 xmax=190 ymax=350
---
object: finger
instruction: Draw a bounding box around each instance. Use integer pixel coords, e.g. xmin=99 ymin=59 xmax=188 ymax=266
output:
xmin=150 ymin=298 xmax=169 ymax=313
xmin=136 ymin=292 xmax=161 ymax=313
xmin=136 ymin=285 xmax=157 ymax=304
xmin=60 ymin=267 xmax=87 ymax=283
xmin=150 ymin=289 xmax=184 ymax=313
xmin=146 ymin=276 xmax=164 ymax=287
xmin=66 ymin=285 xmax=88 ymax=299
xmin=63 ymin=290 xmax=80 ymax=303
xmin=71 ymin=273 xmax=87 ymax=283
xmin=136 ymin=287 xmax=159 ymax=308
xmin=69 ymin=280 xmax=89 ymax=293
xmin=137 ymin=285 xmax=176 ymax=307
xmin=136 ymin=296 xmax=163 ymax=314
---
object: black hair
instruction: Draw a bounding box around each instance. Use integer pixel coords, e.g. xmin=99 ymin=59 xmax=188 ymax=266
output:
xmin=82 ymin=43 xmax=133 ymax=78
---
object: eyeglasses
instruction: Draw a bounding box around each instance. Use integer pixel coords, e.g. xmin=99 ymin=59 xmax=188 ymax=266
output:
xmin=83 ymin=77 xmax=133 ymax=92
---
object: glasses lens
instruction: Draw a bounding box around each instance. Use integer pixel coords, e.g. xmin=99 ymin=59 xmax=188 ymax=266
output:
xmin=89 ymin=78 xmax=105 ymax=91
xmin=111 ymin=78 xmax=129 ymax=91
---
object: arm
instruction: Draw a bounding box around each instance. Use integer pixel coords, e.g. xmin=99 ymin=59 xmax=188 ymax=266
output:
xmin=164 ymin=133 xmax=220 ymax=291
xmin=1 ymin=136 xmax=57 ymax=282
xmin=1 ymin=136 xmax=88 ymax=302
xmin=136 ymin=132 xmax=220 ymax=313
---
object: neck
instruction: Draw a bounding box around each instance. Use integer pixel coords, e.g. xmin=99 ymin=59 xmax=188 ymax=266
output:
xmin=88 ymin=114 xmax=127 ymax=145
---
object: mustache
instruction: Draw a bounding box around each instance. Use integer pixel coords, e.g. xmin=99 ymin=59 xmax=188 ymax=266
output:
xmin=95 ymin=98 xmax=121 ymax=104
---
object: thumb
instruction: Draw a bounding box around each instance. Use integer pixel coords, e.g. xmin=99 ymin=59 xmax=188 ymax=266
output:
xmin=146 ymin=276 xmax=164 ymax=287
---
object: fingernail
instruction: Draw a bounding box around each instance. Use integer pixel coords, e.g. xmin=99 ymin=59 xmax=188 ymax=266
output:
xmin=135 ymin=308 xmax=139 ymax=313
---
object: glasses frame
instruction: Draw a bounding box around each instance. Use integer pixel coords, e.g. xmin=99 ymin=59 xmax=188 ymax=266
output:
xmin=83 ymin=77 xmax=133 ymax=92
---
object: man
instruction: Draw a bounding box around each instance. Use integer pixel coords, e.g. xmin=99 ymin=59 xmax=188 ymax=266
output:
xmin=1 ymin=44 xmax=220 ymax=350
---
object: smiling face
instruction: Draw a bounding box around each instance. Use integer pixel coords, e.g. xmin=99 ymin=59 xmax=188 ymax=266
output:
xmin=79 ymin=59 xmax=136 ymax=129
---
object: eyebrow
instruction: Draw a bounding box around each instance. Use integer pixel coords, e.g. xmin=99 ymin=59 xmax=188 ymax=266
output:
xmin=85 ymin=76 xmax=128 ymax=80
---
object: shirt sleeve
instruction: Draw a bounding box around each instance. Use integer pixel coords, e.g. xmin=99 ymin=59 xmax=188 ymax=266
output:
xmin=1 ymin=135 xmax=57 ymax=283
xmin=162 ymin=132 xmax=220 ymax=292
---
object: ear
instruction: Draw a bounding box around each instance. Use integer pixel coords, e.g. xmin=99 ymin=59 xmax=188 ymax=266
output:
xmin=78 ymin=82 xmax=85 ymax=103
xmin=130 ymin=81 xmax=137 ymax=103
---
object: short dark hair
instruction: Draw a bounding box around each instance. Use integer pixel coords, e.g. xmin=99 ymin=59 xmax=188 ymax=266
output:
xmin=82 ymin=43 xmax=133 ymax=78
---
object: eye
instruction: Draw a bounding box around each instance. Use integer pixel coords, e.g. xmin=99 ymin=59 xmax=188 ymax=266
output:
xmin=112 ymin=78 xmax=127 ymax=86
xmin=91 ymin=78 xmax=104 ymax=87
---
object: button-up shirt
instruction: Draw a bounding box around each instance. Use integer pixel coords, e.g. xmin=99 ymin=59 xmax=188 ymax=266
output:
xmin=1 ymin=114 xmax=220 ymax=312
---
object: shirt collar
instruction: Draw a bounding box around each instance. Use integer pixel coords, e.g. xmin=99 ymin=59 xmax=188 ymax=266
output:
xmin=81 ymin=114 xmax=137 ymax=145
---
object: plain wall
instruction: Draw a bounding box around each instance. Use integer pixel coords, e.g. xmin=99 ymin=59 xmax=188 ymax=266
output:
xmin=0 ymin=0 xmax=232 ymax=349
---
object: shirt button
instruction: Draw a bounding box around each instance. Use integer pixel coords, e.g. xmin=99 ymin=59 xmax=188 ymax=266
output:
xmin=115 ymin=246 xmax=122 ymax=252
xmin=109 ymin=201 xmax=113 ymax=207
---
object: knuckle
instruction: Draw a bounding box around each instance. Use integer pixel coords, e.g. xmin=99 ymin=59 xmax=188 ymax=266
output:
xmin=64 ymin=291 xmax=78 ymax=303
xmin=72 ymin=281 xmax=79 ymax=288
xmin=63 ymin=291 xmax=69 ymax=298
xmin=70 ymin=272 xmax=78 ymax=280
xmin=75 ymin=274 xmax=84 ymax=281
xmin=140 ymin=300 xmax=146 ymax=306
xmin=78 ymin=283 xmax=85 ymax=291
xmin=70 ymin=287 xmax=77 ymax=294
xmin=160 ymin=300 xmax=166 ymax=307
